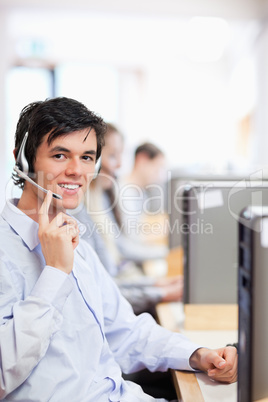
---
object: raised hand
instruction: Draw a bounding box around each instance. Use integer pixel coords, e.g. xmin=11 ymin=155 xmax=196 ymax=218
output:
xmin=38 ymin=191 xmax=79 ymax=274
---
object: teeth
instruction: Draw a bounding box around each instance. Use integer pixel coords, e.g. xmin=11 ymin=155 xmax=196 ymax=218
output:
xmin=59 ymin=184 xmax=79 ymax=190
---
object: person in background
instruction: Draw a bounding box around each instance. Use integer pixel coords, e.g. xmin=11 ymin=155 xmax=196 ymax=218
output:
xmin=73 ymin=123 xmax=183 ymax=315
xmin=93 ymin=124 xmax=169 ymax=265
xmin=0 ymin=97 xmax=237 ymax=401
xmin=119 ymin=141 xmax=168 ymax=250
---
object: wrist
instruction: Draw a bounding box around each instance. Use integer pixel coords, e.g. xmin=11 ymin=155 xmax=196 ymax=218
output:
xmin=189 ymin=347 xmax=206 ymax=370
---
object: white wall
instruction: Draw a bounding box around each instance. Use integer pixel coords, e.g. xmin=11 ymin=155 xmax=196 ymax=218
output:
xmin=0 ymin=6 xmax=267 ymax=211
xmin=0 ymin=9 xmax=12 ymax=210
xmin=252 ymin=23 xmax=268 ymax=169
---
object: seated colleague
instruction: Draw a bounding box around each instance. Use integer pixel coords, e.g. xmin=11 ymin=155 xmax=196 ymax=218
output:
xmin=91 ymin=123 xmax=168 ymax=264
xmin=119 ymin=141 xmax=167 ymax=248
xmin=85 ymin=123 xmax=167 ymax=265
xmin=0 ymin=97 xmax=237 ymax=401
xmin=79 ymin=122 xmax=182 ymax=314
xmin=71 ymin=204 xmax=183 ymax=315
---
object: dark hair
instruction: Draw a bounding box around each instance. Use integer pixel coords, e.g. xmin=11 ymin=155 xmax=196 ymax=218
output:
xmin=105 ymin=122 xmax=124 ymax=139
xmin=13 ymin=97 xmax=106 ymax=188
xmin=134 ymin=142 xmax=164 ymax=160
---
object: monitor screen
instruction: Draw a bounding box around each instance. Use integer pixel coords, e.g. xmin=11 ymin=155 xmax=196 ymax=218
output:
xmin=238 ymin=206 xmax=268 ymax=402
xmin=181 ymin=181 xmax=268 ymax=304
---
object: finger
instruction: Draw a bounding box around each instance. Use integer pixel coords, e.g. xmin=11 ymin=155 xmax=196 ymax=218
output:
xmin=58 ymin=222 xmax=79 ymax=239
xmin=38 ymin=190 xmax=53 ymax=227
xmin=51 ymin=213 xmax=78 ymax=229
xmin=60 ymin=223 xmax=80 ymax=250
xmin=210 ymin=346 xmax=237 ymax=371
xmin=222 ymin=345 xmax=238 ymax=362
xmin=208 ymin=368 xmax=235 ymax=379
xmin=206 ymin=350 xmax=226 ymax=370
xmin=72 ymin=231 xmax=80 ymax=250
xmin=214 ymin=357 xmax=226 ymax=369
xmin=208 ymin=352 xmax=238 ymax=378
xmin=208 ymin=368 xmax=237 ymax=383
xmin=207 ymin=368 xmax=237 ymax=383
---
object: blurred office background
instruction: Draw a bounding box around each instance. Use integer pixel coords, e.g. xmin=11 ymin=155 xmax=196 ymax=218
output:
xmin=1 ymin=0 xmax=268 ymax=209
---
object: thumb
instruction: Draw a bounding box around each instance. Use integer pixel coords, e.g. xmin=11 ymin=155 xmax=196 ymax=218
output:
xmin=210 ymin=354 xmax=226 ymax=369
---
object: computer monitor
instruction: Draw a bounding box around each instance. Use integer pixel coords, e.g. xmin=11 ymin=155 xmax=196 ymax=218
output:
xmin=182 ymin=180 xmax=268 ymax=304
xmin=168 ymin=172 xmax=251 ymax=249
xmin=238 ymin=206 xmax=268 ymax=402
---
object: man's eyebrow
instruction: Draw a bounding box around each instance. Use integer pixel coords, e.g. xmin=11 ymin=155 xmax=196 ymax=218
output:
xmin=84 ymin=150 xmax=97 ymax=155
xmin=49 ymin=146 xmax=70 ymax=153
xmin=49 ymin=146 xmax=96 ymax=155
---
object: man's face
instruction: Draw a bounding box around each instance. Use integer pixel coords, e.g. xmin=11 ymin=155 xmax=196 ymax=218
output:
xmin=31 ymin=128 xmax=97 ymax=210
xmin=99 ymin=131 xmax=123 ymax=190
xmin=143 ymin=154 xmax=166 ymax=186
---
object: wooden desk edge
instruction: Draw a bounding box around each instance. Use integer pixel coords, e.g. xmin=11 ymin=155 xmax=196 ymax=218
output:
xmin=156 ymin=303 xmax=204 ymax=401
xmin=172 ymin=370 xmax=205 ymax=402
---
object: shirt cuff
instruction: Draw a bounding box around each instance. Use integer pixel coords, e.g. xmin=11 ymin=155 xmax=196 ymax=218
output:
xmin=182 ymin=344 xmax=205 ymax=372
xmin=30 ymin=265 xmax=73 ymax=312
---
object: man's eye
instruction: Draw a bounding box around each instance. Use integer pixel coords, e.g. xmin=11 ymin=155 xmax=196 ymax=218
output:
xmin=83 ymin=155 xmax=94 ymax=161
xmin=54 ymin=154 xmax=65 ymax=160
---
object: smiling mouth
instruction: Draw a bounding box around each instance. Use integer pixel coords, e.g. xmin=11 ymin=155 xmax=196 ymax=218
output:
xmin=58 ymin=184 xmax=81 ymax=190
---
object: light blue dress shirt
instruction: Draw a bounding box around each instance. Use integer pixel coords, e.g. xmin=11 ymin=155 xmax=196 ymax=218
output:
xmin=0 ymin=199 xmax=201 ymax=401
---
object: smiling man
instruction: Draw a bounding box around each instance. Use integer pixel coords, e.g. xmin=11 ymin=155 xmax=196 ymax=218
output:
xmin=17 ymin=129 xmax=97 ymax=219
xmin=0 ymin=97 xmax=237 ymax=401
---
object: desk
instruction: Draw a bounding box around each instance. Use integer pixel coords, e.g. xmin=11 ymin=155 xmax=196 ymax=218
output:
xmin=156 ymin=303 xmax=268 ymax=402
xmin=156 ymin=303 xmax=238 ymax=402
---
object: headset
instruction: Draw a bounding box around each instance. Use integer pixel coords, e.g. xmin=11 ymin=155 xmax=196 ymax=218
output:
xmin=13 ymin=132 xmax=62 ymax=199
xmin=13 ymin=132 xmax=101 ymax=200
xmin=93 ymin=156 xmax=102 ymax=179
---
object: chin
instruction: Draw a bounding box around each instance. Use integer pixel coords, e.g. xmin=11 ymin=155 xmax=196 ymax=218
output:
xmin=62 ymin=198 xmax=81 ymax=211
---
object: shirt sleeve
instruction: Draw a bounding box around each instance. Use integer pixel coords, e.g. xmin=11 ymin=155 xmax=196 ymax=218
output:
xmin=0 ymin=263 xmax=73 ymax=399
xmin=91 ymin=254 xmax=201 ymax=374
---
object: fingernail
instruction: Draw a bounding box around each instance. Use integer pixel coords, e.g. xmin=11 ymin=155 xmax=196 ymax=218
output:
xmin=218 ymin=361 xmax=225 ymax=367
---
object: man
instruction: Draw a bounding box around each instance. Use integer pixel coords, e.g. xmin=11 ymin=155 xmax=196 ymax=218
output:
xmin=118 ymin=141 xmax=168 ymax=261
xmin=0 ymin=97 xmax=237 ymax=401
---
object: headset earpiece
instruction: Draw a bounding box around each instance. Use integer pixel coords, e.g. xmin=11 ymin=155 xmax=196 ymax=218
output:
xmin=16 ymin=132 xmax=29 ymax=174
xmin=13 ymin=131 xmax=62 ymax=200
xmin=93 ymin=157 xmax=101 ymax=179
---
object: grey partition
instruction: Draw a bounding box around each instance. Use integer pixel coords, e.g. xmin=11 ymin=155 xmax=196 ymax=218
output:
xmin=181 ymin=180 xmax=268 ymax=304
xmin=168 ymin=171 xmax=250 ymax=249
xmin=238 ymin=207 xmax=268 ymax=402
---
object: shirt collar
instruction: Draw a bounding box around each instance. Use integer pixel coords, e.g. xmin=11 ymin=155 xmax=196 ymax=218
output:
xmin=1 ymin=199 xmax=40 ymax=251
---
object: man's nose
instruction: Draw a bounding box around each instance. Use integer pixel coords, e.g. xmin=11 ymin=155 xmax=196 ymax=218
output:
xmin=65 ymin=158 xmax=82 ymax=176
